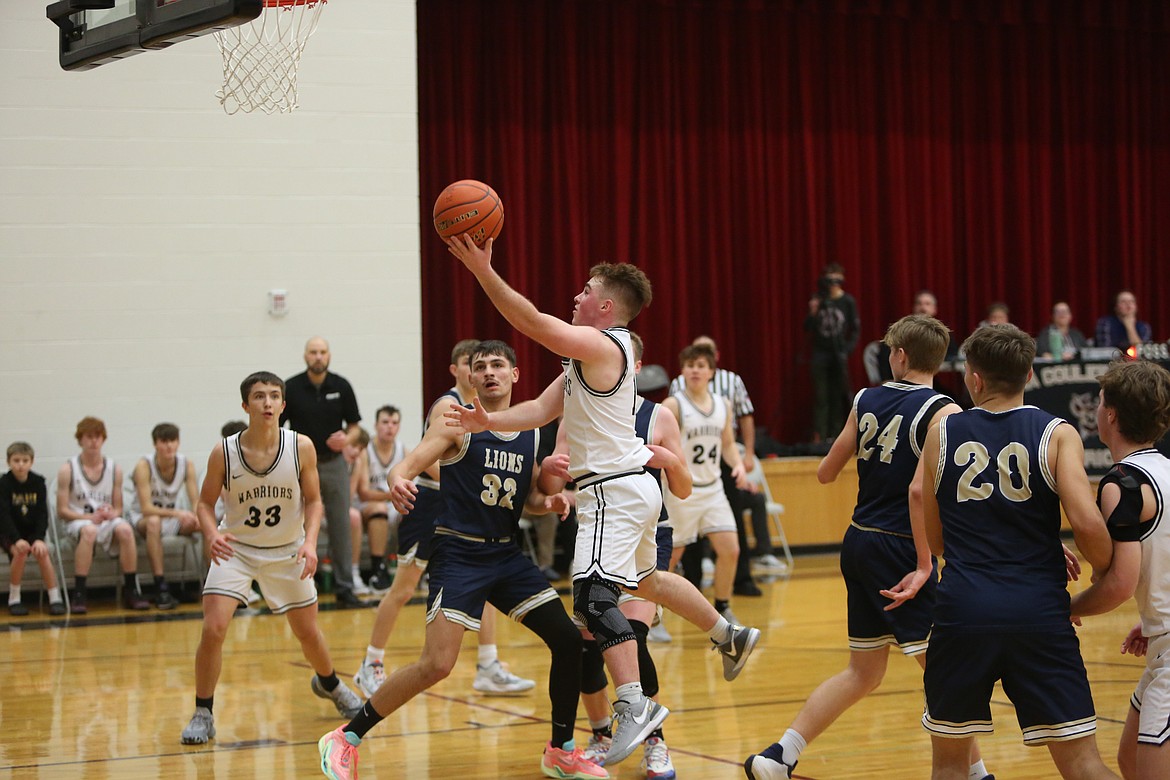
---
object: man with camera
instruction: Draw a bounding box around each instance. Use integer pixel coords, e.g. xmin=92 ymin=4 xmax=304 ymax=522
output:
xmin=804 ymin=264 xmax=860 ymax=443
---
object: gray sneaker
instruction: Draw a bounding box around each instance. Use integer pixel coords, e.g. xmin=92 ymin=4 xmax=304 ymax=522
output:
xmin=311 ymin=675 xmax=364 ymax=719
xmin=713 ymin=624 xmax=760 ymax=681
xmin=718 ymin=605 xmax=742 ymax=627
xmin=354 ymin=659 xmax=387 ymax=698
xmin=180 ymin=706 xmax=215 ymax=744
xmin=646 ymin=623 xmax=673 ymax=643
xmin=606 ymin=696 xmax=668 ymax=766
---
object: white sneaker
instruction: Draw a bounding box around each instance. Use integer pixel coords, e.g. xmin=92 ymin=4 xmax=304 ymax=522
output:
xmin=351 ymin=568 xmax=372 ymax=596
xmin=647 ymin=623 xmax=673 ymax=643
xmin=472 ymin=659 xmax=535 ymax=695
xmin=354 ymin=658 xmax=386 ymax=698
xmin=582 ymin=732 xmax=612 ymax=764
xmin=641 ymin=736 xmax=676 ymax=779
xmin=752 ymin=554 xmax=788 ymax=574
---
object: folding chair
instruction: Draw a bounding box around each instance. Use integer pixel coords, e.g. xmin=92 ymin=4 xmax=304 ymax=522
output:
xmin=742 ymin=457 xmax=794 ymax=574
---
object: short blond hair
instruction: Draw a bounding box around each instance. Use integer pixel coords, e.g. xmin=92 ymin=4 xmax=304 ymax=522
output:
xmin=589 ymin=263 xmax=653 ymax=322
xmin=1099 ymin=361 xmax=1170 ymax=444
xmin=961 ymin=324 xmax=1035 ymax=394
xmin=883 ymin=315 xmax=950 ymax=373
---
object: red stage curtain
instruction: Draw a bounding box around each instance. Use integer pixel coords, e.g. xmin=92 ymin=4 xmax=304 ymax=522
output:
xmin=417 ymin=0 xmax=1169 ymax=443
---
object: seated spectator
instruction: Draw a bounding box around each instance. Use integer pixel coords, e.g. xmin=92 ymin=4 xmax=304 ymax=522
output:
xmin=1 ymin=442 xmax=65 ymax=615
xmin=126 ymin=423 xmax=201 ymax=610
xmin=56 ymin=416 xmax=149 ymax=613
xmin=1095 ymin=289 xmax=1153 ymax=350
xmin=354 ymin=407 xmax=407 ymax=595
xmin=1037 ymin=301 xmax=1088 ymax=360
xmin=878 ymin=290 xmax=959 ymax=381
xmin=977 ymin=301 xmax=1011 ymax=328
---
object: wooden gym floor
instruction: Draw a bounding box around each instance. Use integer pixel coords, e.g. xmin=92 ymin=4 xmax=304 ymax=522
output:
xmin=0 ymin=553 xmax=1143 ymax=779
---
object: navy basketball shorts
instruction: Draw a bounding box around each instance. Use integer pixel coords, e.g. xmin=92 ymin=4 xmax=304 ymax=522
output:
xmin=923 ymin=626 xmax=1097 ymax=745
xmin=398 ymin=486 xmax=444 ymax=569
xmin=655 ymin=523 xmax=673 ymax=572
xmin=840 ymin=524 xmax=936 ymax=655
xmin=424 ymin=534 xmax=560 ymax=632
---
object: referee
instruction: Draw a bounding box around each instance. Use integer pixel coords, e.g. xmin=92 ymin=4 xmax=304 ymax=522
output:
xmin=282 ymin=336 xmax=366 ymax=608
xmin=669 ymin=335 xmax=762 ymax=597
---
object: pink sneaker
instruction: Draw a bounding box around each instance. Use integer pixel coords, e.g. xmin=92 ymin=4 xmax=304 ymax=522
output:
xmin=541 ymin=742 xmax=609 ymax=779
xmin=318 ymin=727 xmax=360 ymax=780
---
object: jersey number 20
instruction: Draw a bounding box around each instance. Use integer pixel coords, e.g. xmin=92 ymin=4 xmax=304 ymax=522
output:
xmin=954 ymin=442 xmax=1032 ymax=503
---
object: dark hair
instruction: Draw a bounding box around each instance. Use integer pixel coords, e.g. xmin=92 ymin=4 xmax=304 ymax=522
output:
xmin=961 ymin=324 xmax=1035 ymax=394
xmin=239 ymin=371 xmax=285 ymax=403
xmin=220 ymin=420 xmax=247 ymax=437
xmin=151 ymin=423 xmax=180 ymax=443
xmin=589 ymin=263 xmax=653 ymax=321
xmin=6 ymin=441 xmax=34 ymax=461
xmin=75 ymin=416 xmax=107 ymax=443
xmin=471 ymin=339 xmax=518 ymax=368
xmin=376 ymin=405 xmax=401 ymax=421
xmin=883 ymin=315 xmax=950 ymax=373
xmin=354 ymin=426 xmax=371 ymax=449
xmin=451 ymin=339 xmax=480 ymax=365
xmin=986 ymin=301 xmax=1010 ymax=317
xmin=1098 ymin=360 xmax=1170 ymax=444
xmin=679 ymin=343 xmax=716 ymax=369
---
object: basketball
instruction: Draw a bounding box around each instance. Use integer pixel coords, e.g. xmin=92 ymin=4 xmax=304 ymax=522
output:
xmin=432 ymin=179 xmax=504 ymax=248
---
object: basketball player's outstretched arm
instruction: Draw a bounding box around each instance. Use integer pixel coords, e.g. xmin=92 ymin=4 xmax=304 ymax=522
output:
xmin=295 ymin=435 xmax=323 ymax=579
xmin=446 ymin=235 xmax=618 ymax=364
xmin=447 ymin=375 xmax=564 ymax=435
xmin=1051 ymin=425 xmax=1113 ymax=573
xmin=387 ymin=420 xmax=462 ymax=514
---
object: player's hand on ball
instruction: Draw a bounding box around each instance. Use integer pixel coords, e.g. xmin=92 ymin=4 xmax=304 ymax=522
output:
xmin=446 ymin=234 xmax=494 ymax=274
xmin=446 ymin=397 xmax=490 ymax=434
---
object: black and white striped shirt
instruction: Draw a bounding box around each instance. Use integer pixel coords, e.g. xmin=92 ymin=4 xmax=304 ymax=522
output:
xmin=669 ymin=368 xmax=754 ymax=430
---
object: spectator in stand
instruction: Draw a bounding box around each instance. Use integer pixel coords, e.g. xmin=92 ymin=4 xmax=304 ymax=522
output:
xmin=1095 ymin=290 xmax=1153 ymax=351
xmin=1037 ymin=302 xmax=1088 ymax=360
xmin=878 ymin=290 xmax=960 ymax=381
xmin=1 ymin=442 xmax=66 ymax=615
xmin=977 ymin=301 xmax=1011 ymax=329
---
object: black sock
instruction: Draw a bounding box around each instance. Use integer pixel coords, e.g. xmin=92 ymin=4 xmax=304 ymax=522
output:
xmin=155 ymin=575 xmax=169 ymax=591
xmin=714 ymin=598 xmax=729 ymax=613
xmin=650 ymin=727 xmax=664 ymax=740
xmin=318 ymin=671 xmax=340 ymax=692
xmin=124 ymin=573 xmax=138 ymax=592
xmin=346 ymin=700 xmax=385 ymax=739
xmin=371 ymin=555 xmax=384 ymax=571
xmin=593 ymin=724 xmax=613 ymax=739
xmin=75 ymin=576 xmax=88 ymax=593
xmin=196 ymin=696 xmax=214 ymax=713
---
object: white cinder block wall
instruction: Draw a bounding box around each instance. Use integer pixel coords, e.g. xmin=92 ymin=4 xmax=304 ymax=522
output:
xmin=0 ymin=1 xmax=423 ymax=484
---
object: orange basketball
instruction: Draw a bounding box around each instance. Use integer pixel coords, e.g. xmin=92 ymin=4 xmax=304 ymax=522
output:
xmin=432 ymin=179 xmax=504 ymax=248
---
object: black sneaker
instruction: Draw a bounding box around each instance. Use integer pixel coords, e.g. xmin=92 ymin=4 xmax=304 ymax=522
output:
xmin=124 ymin=591 xmax=151 ymax=610
xmin=733 ymin=580 xmax=763 ymax=597
xmin=368 ymin=567 xmax=393 ymax=594
xmin=334 ymin=589 xmax=368 ymax=609
xmin=8 ymin=601 xmax=29 ymax=616
xmin=70 ymin=592 xmax=88 ymax=614
xmin=156 ymin=590 xmax=179 ymax=610
xmin=48 ymin=601 xmax=67 ymax=616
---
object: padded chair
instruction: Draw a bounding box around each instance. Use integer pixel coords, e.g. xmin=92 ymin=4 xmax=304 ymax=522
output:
xmin=862 ymin=340 xmax=883 ymax=385
xmin=741 ymin=454 xmax=794 ymax=574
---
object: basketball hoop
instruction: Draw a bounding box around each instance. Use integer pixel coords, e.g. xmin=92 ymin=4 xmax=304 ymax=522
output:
xmin=213 ymin=0 xmax=327 ymax=115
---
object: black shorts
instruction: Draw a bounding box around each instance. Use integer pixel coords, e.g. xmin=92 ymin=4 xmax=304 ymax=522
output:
xmin=424 ymin=534 xmax=560 ymax=631
xmin=923 ymin=627 xmax=1097 ymax=745
xmin=397 ymin=487 xmax=443 ymax=566
xmin=840 ymin=525 xmax=936 ymax=655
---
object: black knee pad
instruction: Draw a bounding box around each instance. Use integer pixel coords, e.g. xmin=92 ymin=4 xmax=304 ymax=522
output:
xmin=630 ymin=620 xmax=659 ymax=698
xmin=581 ymin=639 xmax=609 ymax=694
xmin=573 ymin=576 xmax=636 ymax=651
xmin=365 ymin=512 xmax=390 ymax=522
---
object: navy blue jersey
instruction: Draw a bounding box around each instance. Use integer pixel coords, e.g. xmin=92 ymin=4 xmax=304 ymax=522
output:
xmin=413 ymin=388 xmax=470 ymax=511
xmin=933 ymin=406 xmax=1069 ymax=632
xmin=435 ymin=428 xmax=539 ymax=540
xmin=852 ymin=382 xmax=952 ymax=536
xmin=634 ymin=396 xmax=669 ymax=525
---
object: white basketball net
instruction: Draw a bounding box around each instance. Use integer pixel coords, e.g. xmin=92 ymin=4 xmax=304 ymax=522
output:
xmin=214 ymin=0 xmax=327 ymax=115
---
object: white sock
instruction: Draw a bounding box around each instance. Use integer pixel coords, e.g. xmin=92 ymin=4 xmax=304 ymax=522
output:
xmin=778 ymin=729 xmax=807 ymax=765
xmin=352 ymin=564 xmax=362 ymax=580
xmin=48 ymin=587 xmax=62 ymax=604
xmin=8 ymin=585 xmax=20 ymax=604
xmin=589 ymin=716 xmax=612 ymax=731
xmin=615 ymin=681 xmax=644 ymax=705
xmin=969 ymin=759 xmax=988 ymax=779
xmin=365 ymin=645 xmax=385 ymax=666
xmin=707 ymin=616 xmax=732 ymax=645
xmin=478 ymin=644 xmax=498 ymax=667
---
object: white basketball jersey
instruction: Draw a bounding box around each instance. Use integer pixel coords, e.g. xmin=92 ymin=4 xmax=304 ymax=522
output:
xmin=1120 ymin=449 xmax=1170 ymax=636
xmin=674 ymin=391 xmax=728 ymax=487
xmin=67 ymin=456 xmax=116 ymax=515
xmin=127 ymin=453 xmax=187 ymax=520
xmin=222 ymin=429 xmax=304 ymax=547
xmin=367 ymin=439 xmax=406 ymax=494
xmin=561 ymin=327 xmax=651 ymax=481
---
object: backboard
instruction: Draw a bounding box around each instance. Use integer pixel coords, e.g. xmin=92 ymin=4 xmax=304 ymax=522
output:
xmin=47 ymin=0 xmax=262 ymax=70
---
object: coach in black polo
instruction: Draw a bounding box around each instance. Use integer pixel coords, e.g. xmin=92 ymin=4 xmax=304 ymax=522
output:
xmin=281 ymin=336 xmax=365 ymax=608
